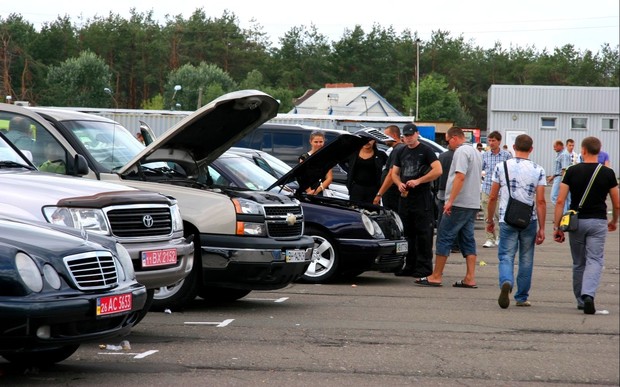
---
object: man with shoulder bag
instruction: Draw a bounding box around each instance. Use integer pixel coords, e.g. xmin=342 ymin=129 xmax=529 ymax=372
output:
xmin=553 ymin=136 xmax=619 ymax=315
xmin=486 ymin=134 xmax=546 ymax=309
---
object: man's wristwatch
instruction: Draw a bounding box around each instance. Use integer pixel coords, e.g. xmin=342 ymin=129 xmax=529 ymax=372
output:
xmin=485 ymin=219 xmax=494 ymax=224
xmin=376 ymin=193 xmax=382 ymax=197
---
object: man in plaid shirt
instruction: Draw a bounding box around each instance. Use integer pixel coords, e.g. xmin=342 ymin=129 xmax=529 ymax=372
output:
xmin=481 ymin=131 xmax=512 ymax=248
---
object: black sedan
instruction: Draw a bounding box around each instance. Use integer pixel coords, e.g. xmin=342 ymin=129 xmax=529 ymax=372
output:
xmin=209 ymin=130 xmax=407 ymax=283
xmin=0 ymin=216 xmax=147 ymax=365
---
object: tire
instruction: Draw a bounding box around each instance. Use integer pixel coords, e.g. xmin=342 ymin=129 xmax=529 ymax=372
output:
xmin=2 ymin=344 xmax=79 ymax=365
xmin=198 ymin=287 xmax=251 ymax=304
xmin=300 ymin=228 xmax=339 ymax=283
xmin=151 ymin=234 xmax=201 ymax=311
xmin=132 ymin=289 xmax=154 ymax=326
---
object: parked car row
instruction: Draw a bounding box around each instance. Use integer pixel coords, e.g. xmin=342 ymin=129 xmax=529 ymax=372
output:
xmin=0 ymin=90 xmax=414 ymax=366
xmin=0 ymin=91 xmax=312 ymax=365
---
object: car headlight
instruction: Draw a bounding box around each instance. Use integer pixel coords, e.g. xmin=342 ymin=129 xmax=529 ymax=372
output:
xmin=170 ymin=203 xmax=183 ymax=232
xmin=236 ymin=222 xmax=267 ymax=236
xmin=16 ymin=252 xmax=43 ymax=292
xmin=42 ymin=207 xmax=110 ymax=235
xmin=392 ymin=211 xmax=404 ymax=233
xmin=232 ymin=198 xmax=265 ymax=215
xmin=42 ymin=264 xmax=61 ymax=289
xmin=115 ymin=243 xmax=135 ymax=281
xmin=361 ymin=213 xmax=385 ymax=239
xmin=361 ymin=213 xmax=375 ymax=235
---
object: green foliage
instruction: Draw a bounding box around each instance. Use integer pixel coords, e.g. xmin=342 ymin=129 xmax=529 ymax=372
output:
xmin=165 ymin=62 xmax=238 ymax=110
xmin=1 ymin=9 xmax=618 ymax=128
xmin=404 ymin=73 xmax=473 ymax=126
xmin=141 ymin=94 xmax=165 ymax=110
xmin=43 ymin=51 xmax=112 ymax=107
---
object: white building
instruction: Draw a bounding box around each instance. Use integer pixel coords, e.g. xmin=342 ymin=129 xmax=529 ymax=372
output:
xmin=487 ymin=85 xmax=619 ymax=176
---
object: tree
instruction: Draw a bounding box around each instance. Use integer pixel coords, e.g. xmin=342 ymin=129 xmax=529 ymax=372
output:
xmin=0 ymin=14 xmax=37 ymax=102
xmin=165 ymin=62 xmax=237 ymax=110
xmin=404 ymin=73 xmax=472 ymax=126
xmin=43 ymin=50 xmax=112 ymax=107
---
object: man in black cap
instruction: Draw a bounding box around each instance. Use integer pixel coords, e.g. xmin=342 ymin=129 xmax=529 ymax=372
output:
xmin=391 ymin=123 xmax=442 ymax=278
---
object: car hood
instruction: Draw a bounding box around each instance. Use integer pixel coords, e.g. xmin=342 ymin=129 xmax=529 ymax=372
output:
xmin=267 ymin=128 xmax=392 ymax=194
xmin=117 ymin=90 xmax=279 ymax=175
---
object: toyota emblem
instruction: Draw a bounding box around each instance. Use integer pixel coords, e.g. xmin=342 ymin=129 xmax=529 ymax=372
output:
xmin=142 ymin=215 xmax=154 ymax=228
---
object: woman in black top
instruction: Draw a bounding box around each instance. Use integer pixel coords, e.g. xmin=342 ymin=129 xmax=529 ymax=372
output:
xmin=343 ymin=139 xmax=387 ymax=204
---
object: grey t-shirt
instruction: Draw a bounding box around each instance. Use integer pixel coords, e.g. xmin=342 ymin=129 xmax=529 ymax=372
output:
xmin=445 ymin=144 xmax=482 ymax=209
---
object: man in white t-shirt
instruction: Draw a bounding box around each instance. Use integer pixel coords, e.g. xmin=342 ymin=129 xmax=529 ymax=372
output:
xmin=486 ymin=134 xmax=546 ymax=309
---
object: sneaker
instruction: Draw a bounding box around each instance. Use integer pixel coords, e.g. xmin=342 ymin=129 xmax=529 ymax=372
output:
xmin=516 ymin=300 xmax=531 ymax=307
xmin=495 ymin=238 xmax=500 ymax=246
xmin=498 ymin=281 xmax=511 ymax=309
xmin=582 ymin=295 xmax=595 ymax=315
xmin=483 ymin=239 xmax=495 ymax=248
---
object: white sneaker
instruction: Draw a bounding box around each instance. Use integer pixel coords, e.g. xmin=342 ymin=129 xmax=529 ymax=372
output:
xmin=483 ymin=239 xmax=495 ymax=248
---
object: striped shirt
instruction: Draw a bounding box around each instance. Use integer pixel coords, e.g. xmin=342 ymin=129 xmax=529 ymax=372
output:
xmin=481 ymin=149 xmax=512 ymax=194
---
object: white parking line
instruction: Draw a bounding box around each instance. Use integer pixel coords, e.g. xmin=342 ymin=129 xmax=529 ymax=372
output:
xmin=244 ymin=297 xmax=289 ymax=303
xmin=184 ymin=318 xmax=234 ymax=327
xmin=97 ymin=350 xmax=159 ymax=359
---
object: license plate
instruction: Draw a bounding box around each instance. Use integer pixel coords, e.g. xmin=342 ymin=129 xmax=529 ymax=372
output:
xmin=285 ymin=249 xmax=307 ymax=263
xmin=96 ymin=293 xmax=132 ymax=316
xmin=396 ymin=241 xmax=408 ymax=253
xmin=141 ymin=248 xmax=178 ymax=267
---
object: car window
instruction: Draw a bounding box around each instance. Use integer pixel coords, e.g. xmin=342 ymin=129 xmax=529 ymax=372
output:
xmin=62 ymin=120 xmax=144 ymax=171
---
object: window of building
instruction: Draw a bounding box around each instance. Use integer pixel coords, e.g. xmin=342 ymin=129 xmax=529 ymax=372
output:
xmin=540 ymin=117 xmax=557 ymax=129
xmin=602 ymin=118 xmax=618 ymax=131
xmin=571 ymin=117 xmax=588 ymax=130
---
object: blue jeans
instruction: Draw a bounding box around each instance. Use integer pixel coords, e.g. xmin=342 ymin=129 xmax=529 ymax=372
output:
xmin=435 ymin=207 xmax=478 ymax=257
xmin=551 ymin=176 xmax=570 ymax=212
xmin=497 ymin=220 xmax=537 ymax=302
xmin=569 ymin=218 xmax=607 ymax=305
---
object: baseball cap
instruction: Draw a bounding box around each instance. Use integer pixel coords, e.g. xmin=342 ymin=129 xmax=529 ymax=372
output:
xmin=402 ymin=123 xmax=418 ymax=135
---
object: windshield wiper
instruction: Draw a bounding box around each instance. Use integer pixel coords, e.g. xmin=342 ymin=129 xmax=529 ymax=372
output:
xmin=0 ymin=160 xmax=36 ymax=170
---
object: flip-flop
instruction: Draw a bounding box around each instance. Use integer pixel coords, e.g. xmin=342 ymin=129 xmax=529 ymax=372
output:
xmin=415 ymin=277 xmax=442 ymax=287
xmin=453 ymin=280 xmax=478 ymax=289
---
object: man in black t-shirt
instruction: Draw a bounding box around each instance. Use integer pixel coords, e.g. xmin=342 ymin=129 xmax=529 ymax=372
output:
xmin=374 ymin=125 xmax=404 ymax=211
xmin=391 ymin=123 xmax=442 ymax=278
xmin=553 ymin=136 xmax=619 ymax=315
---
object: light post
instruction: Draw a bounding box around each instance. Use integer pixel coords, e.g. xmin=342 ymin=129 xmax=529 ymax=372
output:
xmin=171 ymin=85 xmax=182 ymax=110
xmin=103 ymin=88 xmax=118 ymax=109
xmin=415 ymin=38 xmax=421 ymax=122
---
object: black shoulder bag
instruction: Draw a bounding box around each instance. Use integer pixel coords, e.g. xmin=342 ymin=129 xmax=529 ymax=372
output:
xmin=503 ymin=161 xmax=534 ymax=230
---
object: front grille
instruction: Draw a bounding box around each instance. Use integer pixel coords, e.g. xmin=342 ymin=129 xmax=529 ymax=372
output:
xmin=64 ymin=252 xmax=118 ymax=290
xmin=264 ymin=205 xmax=303 ymax=239
xmin=107 ymin=207 xmax=172 ymax=237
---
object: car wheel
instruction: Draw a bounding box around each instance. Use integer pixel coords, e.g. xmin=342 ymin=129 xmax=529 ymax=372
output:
xmin=300 ymin=228 xmax=339 ymax=283
xmin=132 ymin=289 xmax=154 ymax=326
xmin=151 ymin=237 xmax=201 ymax=311
xmin=1 ymin=344 xmax=80 ymax=365
xmin=198 ymin=287 xmax=251 ymax=303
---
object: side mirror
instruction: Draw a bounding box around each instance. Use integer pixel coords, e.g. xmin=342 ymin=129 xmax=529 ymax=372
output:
xmin=73 ymin=154 xmax=89 ymax=176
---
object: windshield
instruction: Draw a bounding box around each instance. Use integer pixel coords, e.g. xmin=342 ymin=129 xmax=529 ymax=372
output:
xmin=258 ymin=151 xmax=292 ymax=178
xmin=212 ymin=156 xmax=281 ymax=191
xmin=62 ymin=120 xmax=145 ymax=171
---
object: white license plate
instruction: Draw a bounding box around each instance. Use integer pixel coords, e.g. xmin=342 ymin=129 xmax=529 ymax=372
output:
xmin=96 ymin=293 xmax=132 ymax=316
xmin=285 ymin=249 xmax=307 ymax=263
xmin=141 ymin=248 xmax=178 ymax=267
xmin=396 ymin=241 xmax=408 ymax=253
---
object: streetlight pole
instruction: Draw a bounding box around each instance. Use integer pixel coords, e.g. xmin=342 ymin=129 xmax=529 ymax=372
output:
xmin=415 ymin=38 xmax=421 ymax=122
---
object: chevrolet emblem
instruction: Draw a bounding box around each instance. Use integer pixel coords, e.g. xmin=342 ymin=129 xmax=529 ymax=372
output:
xmin=286 ymin=213 xmax=297 ymax=226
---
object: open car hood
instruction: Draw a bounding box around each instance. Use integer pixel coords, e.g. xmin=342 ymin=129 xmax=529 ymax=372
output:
xmin=268 ymin=127 xmax=392 ymax=194
xmin=118 ymin=90 xmax=279 ymax=175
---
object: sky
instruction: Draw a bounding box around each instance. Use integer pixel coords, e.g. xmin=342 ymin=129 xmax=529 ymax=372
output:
xmin=4 ymin=0 xmax=619 ymax=53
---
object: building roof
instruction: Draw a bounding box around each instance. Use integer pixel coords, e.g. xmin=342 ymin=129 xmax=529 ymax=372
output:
xmin=290 ymin=86 xmax=402 ymax=117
